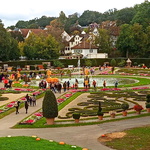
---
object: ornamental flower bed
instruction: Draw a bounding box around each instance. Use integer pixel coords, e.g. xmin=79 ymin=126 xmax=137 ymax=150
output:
xmin=139 ymin=74 xmax=150 ymax=76
xmin=101 ymin=88 xmax=121 ymax=91
xmin=0 ymin=88 xmax=6 ymax=90
xmin=132 ymin=87 xmax=149 ymax=90
xmin=14 ymin=88 xmax=35 ymax=92
xmin=20 ymin=112 xmax=43 ymax=125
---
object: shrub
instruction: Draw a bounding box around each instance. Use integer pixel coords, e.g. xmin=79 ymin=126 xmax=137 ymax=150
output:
xmin=118 ymin=60 xmax=126 ymax=67
xmin=97 ymin=102 xmax=103 ymax=116
xmin=72 ymin=113 xmax=80 ymax=119
xmin=42 ymin=89 xmax=58 ymax=118
xmin=97 ymin=111 xmax=104 ymax=116
xmin=146 ymin=103 xmax=150 ymax=108
xmin=121 ymin=103 xmax=129 ymax=111
xmin=146 ymin=94 xmax=150 ymax=103
xmin=110 ymin=59 xmax=116 ymax=67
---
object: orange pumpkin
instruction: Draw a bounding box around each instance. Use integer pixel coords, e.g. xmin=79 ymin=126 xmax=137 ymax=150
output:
xmin=59 ymin=141 xmax=65 ymax=145
xmin=82 ymin=148 xmax=88 ymax=150
xmin=36 ymin=138 xmax=41 ymax=141
xmin=101 ymin=134 xmax=106 ymax=137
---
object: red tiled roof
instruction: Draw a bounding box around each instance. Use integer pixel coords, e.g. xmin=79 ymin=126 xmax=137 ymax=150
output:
xmin=20 ymin=29 xmax=47 ymax=38
xmin=72 ymin=40 xmax=97 ymax=49
xmin=20 ymin=29 xmax=30 ymax=37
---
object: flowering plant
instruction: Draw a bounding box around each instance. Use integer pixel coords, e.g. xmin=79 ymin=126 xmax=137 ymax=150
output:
xmin=133 ymin=104 xmax=143 ymax=111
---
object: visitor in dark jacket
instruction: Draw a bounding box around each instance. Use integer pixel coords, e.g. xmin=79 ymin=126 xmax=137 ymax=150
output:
xmin=25 ymin=101 xmax=29 ymax=114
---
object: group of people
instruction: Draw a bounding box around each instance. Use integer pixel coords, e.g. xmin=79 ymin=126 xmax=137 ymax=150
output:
xmin=39 ymin=80 xmax=47 ymax=89
xmin=14 ymin=94 xmax=36 ymax=114
xmin=50 ymin=82 xmax=62 ymax=93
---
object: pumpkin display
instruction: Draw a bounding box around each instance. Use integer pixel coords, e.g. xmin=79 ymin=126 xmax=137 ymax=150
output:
xmin=82 ymin=148 xmax=88 ymax=150
xmin=59 ymin=141 xmax=65 ymax=145
xmin=36 ymin=138 xmax=41 ymax=141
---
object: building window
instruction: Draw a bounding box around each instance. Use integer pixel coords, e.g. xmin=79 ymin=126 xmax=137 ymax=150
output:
xmin=74 ymin=49 xmax=82 ymax=53
xmin=89 ymin=49 xmax=93 ymax=53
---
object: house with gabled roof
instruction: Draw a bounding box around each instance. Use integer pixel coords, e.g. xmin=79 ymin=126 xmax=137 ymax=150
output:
xmin=62 ymin=32 xmax=108 ymax=59
xmin=71 ymin=40 xmax=108 ymax=59
xmin=19 ymin=29 xmax=44 ymax=39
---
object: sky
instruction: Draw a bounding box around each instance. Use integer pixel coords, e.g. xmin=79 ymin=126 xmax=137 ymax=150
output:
xmin=0 ymin=0 xmax=146 ymax=27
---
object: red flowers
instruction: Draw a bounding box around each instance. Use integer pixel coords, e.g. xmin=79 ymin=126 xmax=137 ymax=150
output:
xmin=133 ymin=104 xmax=143 ymax=111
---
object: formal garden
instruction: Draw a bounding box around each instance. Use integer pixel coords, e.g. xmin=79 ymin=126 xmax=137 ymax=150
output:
xmin=0 ymin=66 xmax=150 ymax=150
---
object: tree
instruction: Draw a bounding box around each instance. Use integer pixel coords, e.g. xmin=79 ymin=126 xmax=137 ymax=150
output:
xmin=116 ymin=24 xmax=134 ymax=57
xmin=94 ymin=28 xmax=112 ymax=53
xmin=116 ymin=7 xmax=135 ymax=25
xmin=10 ymin=31 xmax=24 ymax=42
xmin=132 ymin=1 xmax=150 ymax=28
xmin=42 ymin=89 xmax=58 ymax=125
xmin=58 ymin=11 xmax=67 ymax=28
xmin=21 ymin=33 xmax=60 ymax=60
xmin=0 ymin=23 xmax=20 ymax=61
xmin=9 ymin=38 xmax=20 ymax=60
xmin=117 ymin=23 xmax=147 ymax=58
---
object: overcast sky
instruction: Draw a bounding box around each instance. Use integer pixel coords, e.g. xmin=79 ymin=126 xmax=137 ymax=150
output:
xmin=0 ymin=0 xmax=146 ymax=27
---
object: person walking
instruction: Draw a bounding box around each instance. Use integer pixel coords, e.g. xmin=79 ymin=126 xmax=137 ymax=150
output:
xmin=14 ymin=100 xmax=20 ymax=114
xmin=63 ymin=81 xmax=67 ymax=92
xmin=92 ymin=80 xmax=97 ymax=89
xmin=25 ymin=94 xmax=30 ymax=103
xmin=25 ymin=101 xmax=29 ymax=114
xmin=32 ymin=94 xmax=36 ymax=106
xmin=103 ymin=80 xmax=106 ymax=88
xmin=114 ymin=81 xmax=118 ymax=88
xmin=67 ymin=81 xmax=70 ymax=90
xmin=29 ymin=96 xmax=32 ymax=106
xmin=57 ymin=82 xmax=62 ymax=93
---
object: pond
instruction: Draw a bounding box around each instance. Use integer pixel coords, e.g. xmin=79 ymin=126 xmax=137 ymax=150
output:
xmin=27 ymin=77 xmax=138 ymax=88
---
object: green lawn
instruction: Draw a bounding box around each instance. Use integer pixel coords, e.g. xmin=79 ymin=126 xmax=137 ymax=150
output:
xmin=104 ymin=125 xmax=150 ymax=150
xmin=0 ymin=136 xmax=83 ymax=150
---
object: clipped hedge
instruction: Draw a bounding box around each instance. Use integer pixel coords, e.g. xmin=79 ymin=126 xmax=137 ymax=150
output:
xmin=0 ymin=58 xmax=150 ymax=68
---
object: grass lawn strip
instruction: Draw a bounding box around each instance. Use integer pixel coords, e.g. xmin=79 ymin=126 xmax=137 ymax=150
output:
xmin=0 ymin=136 xmax=83 ymax=150
xmin=103 ymin=125 xmax=150 ymax=150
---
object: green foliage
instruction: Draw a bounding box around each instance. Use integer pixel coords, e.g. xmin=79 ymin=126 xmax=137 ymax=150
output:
xmin=22 ymin=33 xmax=60 ymax=60
xmin=95 ymin=28 xmax=112 ymax=53
xmin=42 ymin=90 xmax=58 ymax=118
xmin=0 ymin=24 xmax=19 ymax=61
xmin=84 ymin=59 xmax=92 ymax=67
xmin=121 ymin=103 xmax=129 ymax=111
xmin=43 ymin=64 xmax=47 ymax=70
xmin=146 ymin=103 xmax=150 ymax=108
xmin=132 ymin=1 xmax=150 ymax=28
xmin=146 ymin=94 xmax=150 ymax=103
xmin=110 ymin=59 xmax=116 ymax=67
xmin=117 ymin=59 xmax=126 ymax=67
xmin=72 ymin=113 xmax=80 ymax=119
xmin=116 ymin=7 xmax=135 ymax=25
xmin=53 ymin=60 xmax=64 ymax=68
xmin=97 ymin=111 xmax=104 ymax=116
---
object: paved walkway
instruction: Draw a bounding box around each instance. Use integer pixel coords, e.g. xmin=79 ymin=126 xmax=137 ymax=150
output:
xmin=0 ymin=73 xmax=150 ymax=150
